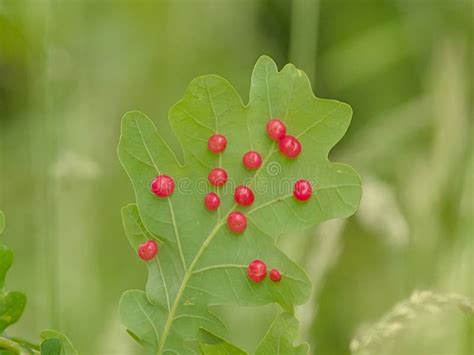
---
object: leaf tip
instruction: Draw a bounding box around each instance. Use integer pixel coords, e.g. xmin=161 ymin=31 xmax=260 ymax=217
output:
xmin=121 ymin=110 xmax=147 ymax=127
xmin=254 ymin=55 xmax=279 ymax=72
xmin=339 ymin=101 xmax=354 ymax=120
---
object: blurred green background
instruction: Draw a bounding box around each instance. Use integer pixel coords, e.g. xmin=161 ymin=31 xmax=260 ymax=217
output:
xmin=0 ymin=0 xmax=472 ymax=354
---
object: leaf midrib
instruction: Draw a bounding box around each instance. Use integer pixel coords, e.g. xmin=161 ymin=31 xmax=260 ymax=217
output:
xmin=156 ymin=72 xmax=279 ymax=352
xmin=156 ymin=218 xmax=226 ymax=354
xmin=156 ymin=137 xmax=279 ymax=354
xmin=153 ymin=66 xmax=288 ymax=353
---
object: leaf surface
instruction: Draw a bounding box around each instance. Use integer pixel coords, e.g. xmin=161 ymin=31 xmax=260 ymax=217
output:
xmin=40 ymin=330 xmax=77 ymax=355
xmin=199 ymin=342 xmax=246 ymax=355
xmin=40 ymin=338 xmax=61 ymax=355
xmin=118 ymin=56 xmax=361 ymax=353
xmin=0 ymin=291 xmax=26 ymax=333
xmin=199 ymin=330 xmax=247 ymax=355
xmin=255 ymin=313 xmax=309 ymax=355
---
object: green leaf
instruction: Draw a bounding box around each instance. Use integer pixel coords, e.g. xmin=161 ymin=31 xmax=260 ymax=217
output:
xmin=199 ymin=329 xmax=247 ymax=355
xmin=40 ymin=330 xmax=77 ymax=355
xmin=118 ymin=56 xmax=361 ymax=353
xmin=9 ymin=337 xmax=40 ymax=352
xmin=255 ymin=313 xmax=309 ymax=354
xmin=199 ymin=342 xmax=246 ymax=355
xmin=119 ymin=289 xmax=163 ymax=352
xmin=40 ymin=338 xmax=61 ymax=355
xmin=0 ymin=291 xmax=26 ymax=333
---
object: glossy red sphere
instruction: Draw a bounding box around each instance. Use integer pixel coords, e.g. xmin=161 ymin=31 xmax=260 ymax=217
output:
xmin=150 ymin=175 xmax=175 ymax=197
xmin=278 ymin=135 xmax=302 ymax=158
xmin=208 ymin=168 xmax=228 ymax=186
xmin=227 ymin=211 xmax=247 ymax=233
xmin=293 ymin=179 xmax=312 ymax=201
xmin=266 ymin=119 xmax=287 ymax=141
xmin=234 ymin=186 xmax=255 ymax=206
xmin=204 ymin=192 xmax=220 ymax=211
xmin=269 ymin=268 xmax=282 ymax=282
xmin=138 ymin=240 xmax=158 ymax=261
xmin=247 ymin=260 xmax=267 ymax=283
xmin=242 ymin=151 xmax=262 ymax=170
xmin=208 ymin=134 xmax=227 ymax=153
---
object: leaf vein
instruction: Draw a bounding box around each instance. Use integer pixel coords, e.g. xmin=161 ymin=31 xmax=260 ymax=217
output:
xmin=132 ymin=117 xmax=187 ymax=273
xmin=296 ymin=104 xmax=343 ymax=138
xmin=192 ymin=264 xmax=246 ymax=275
xmin=134 ymin=294 xmax=160 ymax=346
xmin=175 ymin=106 xmax=214 ymax=132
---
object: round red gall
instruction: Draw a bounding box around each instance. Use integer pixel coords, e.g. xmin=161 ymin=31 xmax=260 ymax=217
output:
xmin=247 ymin=260 xmax=267 ymax=283
xmin=208 ymin=168 xmax=228 ymax=186
xmin=266 ymin=118 xmax=286 ymax=141
xmin=242 ymin=151 xmax=262 ymax=170
xmin=294 ymin=179 xmax=313 ymax=201
xmin=234 ymin=186 xmax=255 ymax=206
xmin=208 ymin=134 xmax=227 ymax=153
xmin=150 ymin=175 xmax=175 ymax=197
xmin=269 ymin=268 xmax=282 ymax=282
xmin=138 ymin=240 xmax=158 ymax=261
xmin=204 ymin=192 xmax=220 ymax=211
xmin=278 ymin=135 xmax=302 ymax=158
xmin=227 ymin=211 xmax=247 ymax=234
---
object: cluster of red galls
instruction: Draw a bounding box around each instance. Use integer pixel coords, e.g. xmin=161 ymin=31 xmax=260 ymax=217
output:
xmin=248 ymin=259 xmax=281 ymax=283
xmin=137 ymin=118 xmax=313 ymax=284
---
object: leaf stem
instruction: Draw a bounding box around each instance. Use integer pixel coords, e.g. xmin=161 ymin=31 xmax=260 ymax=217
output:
xmin=0 ymin=336 xmax=38 ymax=355
xmin=156 ymin=218 xmax=227 ymax=354
xmin=9 ymin=337 xmax=40 ymax=351
xmin=157 ymin=140 xmax=280 ymax=353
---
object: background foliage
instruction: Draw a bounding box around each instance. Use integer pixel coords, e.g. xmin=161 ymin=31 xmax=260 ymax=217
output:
xmin=0 ymin=0 xmax=472 ymax=354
